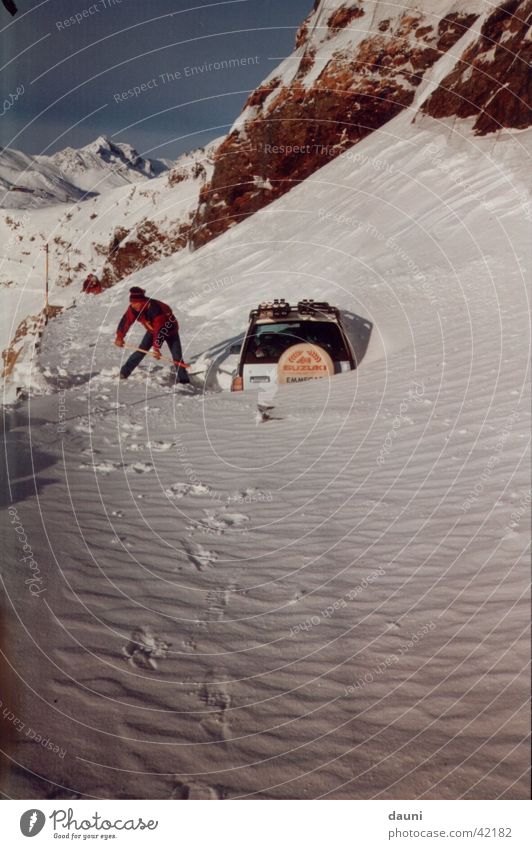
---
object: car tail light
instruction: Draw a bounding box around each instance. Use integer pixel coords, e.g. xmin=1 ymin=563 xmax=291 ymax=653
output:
xmin=231 ymin=375 xmax=243 ymax=392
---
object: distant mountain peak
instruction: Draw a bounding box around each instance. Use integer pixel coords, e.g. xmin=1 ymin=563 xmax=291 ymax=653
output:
xmin=51 ymin=136 xmax=170 ymax=180
xmin=0 ymin=136 xmax=174 ymax=209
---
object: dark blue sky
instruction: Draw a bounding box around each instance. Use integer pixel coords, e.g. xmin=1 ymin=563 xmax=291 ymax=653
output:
xmin=1 ymin=0 xmax=312 ymax=160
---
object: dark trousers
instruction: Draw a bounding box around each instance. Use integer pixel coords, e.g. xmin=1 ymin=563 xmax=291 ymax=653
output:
xmin=121 ymin=331 xmax=190 ymax=382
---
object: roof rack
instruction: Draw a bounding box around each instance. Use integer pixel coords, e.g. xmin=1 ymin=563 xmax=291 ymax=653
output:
xmin=297 ymin=299 xmax=339 ymax=317
xmin=249 ymin=299 xmax=339 ymax=320
xmin=249 ymin=299 xmax=291 ymax=319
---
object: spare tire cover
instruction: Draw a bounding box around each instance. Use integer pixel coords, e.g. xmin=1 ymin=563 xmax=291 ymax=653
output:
xmin=277 ymin=343 xmax=334 ymax=385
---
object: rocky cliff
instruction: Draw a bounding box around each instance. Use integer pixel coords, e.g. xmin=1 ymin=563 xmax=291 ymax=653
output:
xmin=422 ymin=0 xmax=531 ymax=133
xmin=190 ymin=0 xmax=490 ymax=248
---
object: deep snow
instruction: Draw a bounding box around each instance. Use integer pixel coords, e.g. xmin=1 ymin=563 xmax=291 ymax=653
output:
xmin=2 ymin=99 xmax=530 ymax=798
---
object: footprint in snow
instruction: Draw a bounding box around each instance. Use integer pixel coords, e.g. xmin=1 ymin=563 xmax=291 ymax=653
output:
xmin=78 ymin=460 xmax=153 ymax=475
xmin=196 ymin=509 xmax=249 ymax=535
xmin=123 ymin=627 xmax=170 ymax=670
xmin=125 ymin=462 xmax=154 ymax=474
xmin=165 ymin=482 xmax=212 ymax=499
xmin=228 ymin=487 xmax=272 ymax=503
xmin=289 ymin=589 xmax=305 ymax=605
xmin=171 ymin=781 xmax=222 ymax=800
xmin=74 ymin=421 xmax=93 ymax=434
xmin=120 ymin=422 xmax=143 ymax=433
xmin=205 ymin=587 xmax=231 ymax=622
xmin=198 ymin=680 xmax=232 ymax=739
xmin=79 ymin=461 xmax=120 ymax=474
xmin=185 ymin=543 xmax=218 ymax=571
xmin=128 ymin=441 xmax=174 ymax=453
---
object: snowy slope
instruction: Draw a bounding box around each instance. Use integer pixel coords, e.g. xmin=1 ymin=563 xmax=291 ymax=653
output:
xmin=2 ymin=105 xmax=529 ymax=798
xmin=0 ymin=136 xmax=171 ymax=210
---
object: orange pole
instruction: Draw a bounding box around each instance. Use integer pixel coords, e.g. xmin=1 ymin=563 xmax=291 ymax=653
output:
xmin=44 ymin=244 xmax=49 ymax=325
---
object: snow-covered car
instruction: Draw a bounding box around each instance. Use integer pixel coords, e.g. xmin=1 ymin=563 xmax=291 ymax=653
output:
xmin=230 ymin=299 xmax=356 ymax=391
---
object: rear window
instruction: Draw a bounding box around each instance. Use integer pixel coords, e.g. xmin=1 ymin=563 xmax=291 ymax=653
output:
xmin=242 ymin=320 xmax=350 ymax=364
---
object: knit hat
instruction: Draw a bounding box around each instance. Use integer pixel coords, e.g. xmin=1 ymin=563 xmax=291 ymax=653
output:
xmin=129 ymin=286 xmax=147 ymax=302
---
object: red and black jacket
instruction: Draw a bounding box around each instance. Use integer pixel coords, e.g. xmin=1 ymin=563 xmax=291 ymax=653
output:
xmin=116 ymin=299 xmax=178 ymax=351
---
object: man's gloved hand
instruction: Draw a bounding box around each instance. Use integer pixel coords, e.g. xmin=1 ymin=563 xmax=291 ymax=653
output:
xmin=152 ymin=349 xmax=162 ymax=360
xmin=114 ymin=337 xmax=124 ymax=348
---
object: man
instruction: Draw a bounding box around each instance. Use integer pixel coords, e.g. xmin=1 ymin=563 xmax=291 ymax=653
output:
xmin=82 ymin=273 xmax=102 ymax=295
xmin=115 ymin=286 xmax=190 ymax=383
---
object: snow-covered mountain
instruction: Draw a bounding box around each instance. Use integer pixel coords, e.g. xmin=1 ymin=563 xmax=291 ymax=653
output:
xmin=50 ymin=135 xmax=171 ymax=187
xmin=0 ymin=136 xmax=172 ymax=209
xmin=1 ymin=0 xmax=530 ymax=802
xmin=1 ymin=0 xmax=531 ymax=403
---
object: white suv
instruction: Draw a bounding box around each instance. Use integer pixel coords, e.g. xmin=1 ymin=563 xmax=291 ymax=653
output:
xmin=230 ymin=300 xmax=357 ymax=392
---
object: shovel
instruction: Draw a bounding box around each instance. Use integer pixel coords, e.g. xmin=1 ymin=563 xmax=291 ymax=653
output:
xmin=121 ymin=343 xmax=190 ymax=370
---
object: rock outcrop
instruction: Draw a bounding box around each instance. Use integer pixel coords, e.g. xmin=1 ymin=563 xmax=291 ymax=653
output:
xmin=190 ymin=0 xmax=483 ymax=248
xmin=422 ymin=0 xmax=532 ymax=133
xmin=93 ymin=142 xmax=218 ymax=287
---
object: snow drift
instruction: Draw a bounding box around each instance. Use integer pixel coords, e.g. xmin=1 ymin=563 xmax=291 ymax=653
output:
xmin=3 ymin=102 xmax=530 ymax=797
xmin=1 ymin=0 xmax=530 ymax=800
